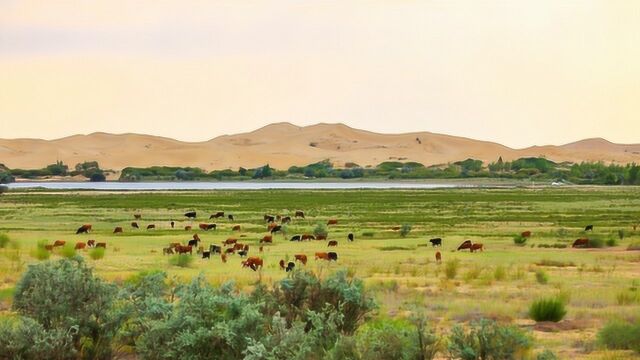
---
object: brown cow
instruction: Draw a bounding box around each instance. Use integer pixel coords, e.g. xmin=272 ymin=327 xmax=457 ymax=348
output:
xmin=260 ymin=235 xmax=273 ymax=244
xmin=259 ymin=246 xmax=263 ymax=253
xmin=232 ymin=225 xmax=241 ymax=231
xmin=193 ymin=233 xmax=201 ymax=241
xmin=435 ymin=251 xmax=442 ymax=263
xmin=521 ymin=231 xmax=532 ymax=238
xmin=294 ymin=254 xmax=308 ymax=265
xmin=316 ymin=234 xmax=327 ymax=241
xmin=53 ymin=240 xmax=66 ymax=247
xmin=470 ymin=243 xmax=484 ymax=252
xmin=295 ymin=210 xmax=305 ymax=218
xmin=113 ymin=227 xmax=123 ymax=234
xmin=315 ymin=252 xmax=329 ymax=260
xmin=233 ymin=243 xmax=245 ymax=251
xmin=185 ymin=225 xmax=192 ymax=231
xmin=210 ymin=212 xmax=225 ymax=219
xmin=391 ymin=226 xmax=401 ymax=231
xmin=199 ymin=223 xmax=216 ymax=231
xmin=224 ymin=238 xmax=237 ymax=246
xmin=225 ymin=248 xmax=235 ymax=254
xmin=457 ymin=240 xmax=473 ymax=251
xmin=267 ymin=223 xmax=278 ymax=231
xmin=327 ymin=240 xmax=338 ymax=247
xmin=75 ymin=242 xmax=86 ymax=250
xmin=134 ymin=214 xmax=142 ymax=220
xmin=221 ymin=253 xmax=227 ymax=263
xmin=279 ymin=259 xmax=286 ymax=270
xmin=176 ymin=245 xmax=192 ymax=254
xmin=327 ymin=219 xmax=338 ymax=226
xmin=76 ymin=224 xmax=92 ymax=234
xmin=131 ymin=222 xmax=139 ymax=229
xmin=572 ymin=238 xmax=589 ymax=248
xmin=147 ymin=224 xmax=156 ymax=230
xmin=241 ymin=257 xmax=263 ymax=271
xmin=95 ymin=242 xmax=107 ymax=249
xmin=87 ymin=240 xmax=96 ymax=247
xmin=301 ymin=234 xmax=315 ymax=241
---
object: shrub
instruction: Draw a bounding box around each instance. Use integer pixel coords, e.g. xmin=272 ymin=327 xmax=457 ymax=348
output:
xmin=355 ymin=318 xmax=439 ymax=360
xmin=32 ymin=247 xmax=51 ymax=261
xmin=618 ymin=229 xmax=625 ymax=240
xmin=400 ymin=224 xmax=412 ymax=237
xmin=168 ymin=254 xmax=193 ymax=268
xmin=535 ymin=269 xmax=549 ymax=284
xmin=0 ymin=316 xmax=76 ymax=359
xmin=606 ymin=238 xmax=618 ymax=247
xmin=616 ymin=290 xmax=640 ymax=305
xmin=313 ymin=223 xmax=328 ymax=238
xmin=536 ymin=349 xmax=559 ymax=360
xmin=88 ymin=247 xmax=105 ymax=260
xmin=597 ymin=320 xmax=640 ymax=353
xmin=0 ymin=233 xmax=9 ymax=248
xmin=447 ymin=319 xmax=532 ymax=360
xmin=59 ymin=243 xmax=77 ymax=258
xmin=445 ymin=260 xmax=459 ymax=279
xmin=529 ymin=297 xmax=566 ymax=322
xmin=513 ymin=235 xmax=527 ymax=246
xmin=587 ymin=236 xmax=605 ymax=248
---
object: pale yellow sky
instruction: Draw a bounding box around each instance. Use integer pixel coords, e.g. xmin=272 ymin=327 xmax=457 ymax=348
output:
xmin=1 ymin=1 xmax=639 ymax=148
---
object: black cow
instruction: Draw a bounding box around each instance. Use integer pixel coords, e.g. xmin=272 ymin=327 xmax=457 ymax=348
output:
xmin=209 ymin=244 xmax=222 ymax=254
xmin=228 ymin=214 xmax=234 ymax=221
xmin=286 ymin=262 xmax=295 ymax=272
xmin=131 ymin=222 xmax=139 ymax=229
xmin=264 ymin=215 xmax=275 ymax=223
xmin=188 ymin=238 xmax=200 ymax=247
xmin=238 ymin=250 xmax=248 ymax=257
xmin=207 ymin=224 xmax=217 ymax=230
xmin=202 ymin=251 xmax=211 ymax=259
xmin=429 ymin=238 xmax=442 ymax=247
xmin=328 ymin=252 xmax=338 ymax=261
xmin=347 ymin=233 xmax=354 ymax=242
xmin=290 ymin=235 xmax=301 ymax=242
xmin=585 ymin=225 xmax=594 ymax=232
xmin=270 ymin=225 xmax=283 ymax=234
xmin=170 ymin=221 xmax=175 ymax=229
xmin=184 ymin=211 xmax=197 ymax=219
xmin=282 ymin=216 xmax=292 ymax=224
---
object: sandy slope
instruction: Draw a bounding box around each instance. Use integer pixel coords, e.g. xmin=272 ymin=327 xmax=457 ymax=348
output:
xmin=1 ymin=123 xmax=639 ymax=171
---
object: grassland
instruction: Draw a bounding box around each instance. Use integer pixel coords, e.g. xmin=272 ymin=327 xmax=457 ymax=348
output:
xmin=1 ymin=187 xmax=640 ymax=358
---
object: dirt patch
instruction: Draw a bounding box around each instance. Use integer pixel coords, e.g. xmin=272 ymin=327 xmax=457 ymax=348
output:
xmin=533 ymin=319 xmax=592 ymax=332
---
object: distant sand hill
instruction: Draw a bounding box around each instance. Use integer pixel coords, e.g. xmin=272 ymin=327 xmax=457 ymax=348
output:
xmin=1 ymin=123 xmax=640 ymax=171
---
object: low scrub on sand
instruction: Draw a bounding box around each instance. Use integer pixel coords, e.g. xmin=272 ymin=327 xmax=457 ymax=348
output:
xmin=447 ymin=319 xmax=532 ymax=360
xmin=597 ymin=320 xmax=640 ymax=353
xmin=529 ymin=297 xmax=567 ymax=322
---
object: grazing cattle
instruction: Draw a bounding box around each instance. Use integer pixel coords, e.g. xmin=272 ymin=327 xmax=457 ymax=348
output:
xmin=44 ymin=245 xmax=54 ymax=251
xmin=290 ymin=235 xmax=301 ymax=242
xmin=76 ymin=224 xmax=92 ymax=234
xmin=457 ymin=240 xmax=473 ymax=251
xmin=241 ymin=257 xmax=263 ymax=271
xmin=435 ymin=251 xmax=442 ymax=263
xmin=391 ymin=226 xmax=401 ymax=231
xmin=188 ymin=238 xmax=200 ymax=247
xmin=193 ymin=233 xmax=201 ymax=241
xmin=163 ymin=247 xmax=174 ymax=255
xmin=286 ymin=262 xmax=295 ymax=272
xmin=521 ymin=231 xmax=532 ymax=238
xmin=294 ymin=254 xmax=308 ymax=265
xmin=572 ymin=238 xmax=589 ymax=248
xmin=223 ymin=238 xmax=237 ymax=246
xmin=199 ymin=223 xmax=217 ymax=231
xmin=264 ymin=214 xmax=275 ymax=223
xmin=53 ymin=240 xmax=66 ymax=247
xmin=210 ymin=212 xmax=224 ymax=219
xmin=134 ymin=214 xmax=142 ymax=220
xmin=75 ymin=242 xmax=86 ymax=250
xmin=328 ymin=252 xmax=338 ymax=261
xmin=348 ymin=233 xmax=354 ymax=242
xmin=260 ymin=235 xmax=273 ymax=244
xmin=209 ymin=244 xmax=222 ymax=254
xmin=327 ymin=240 xmax=338 ymax=247
xmin=585 ymin=225 xmax=594 ymax=232
xmin=470 ymin=243 xmax=484 ymax=252
xmin=131 ymin=222 xmax=139 ymax=229
xmin=176 ymin=245 xmax=192 ymax=255
xmin=327 ymin=219 xmax=338 ymax=226
xmin=202 ymin=251 xmax=211 ymax=259
xmin=232 ymin=225 xmax=241 ymax=231
xmin=87 ymin=240 xmax=96 ymax=247
xmin=315 ymin=252 xmax=329 ymax=260
xmin=185 ymin=225 xmax=192 ymax=231
xmin=243 ymin=244 xmax=249 ymax=251
xmin=233 ymin=243 xmax=245 ymax=251
xmin=316 ymin=234 xmax=327 ymax=241
xmin=282 ymin=216 xmax=292 ymax=224
xmin=267 ymin=223 xmax=278 ymax=231
xmin=270 ymin=225 xmax=283 ymax=234
xmin=221 ymin=253 xmax=227 ymax=263
xmin=95 ymin=242 xmax=107 ymax=249
xmin=170 ymin=221 xmax=175 ymax=229
xmin=113 ymin=227 xmax=123 ymax=234
xmin=301 ymin=234 xmax=315 ymax=241
xmin=259 ymin=246 xmax=263 ymax=253
xmin=295 ymin=211 xmax=305 ymax=219
xmin=225 ymin=248 xmax=235 ymax=254
xmin=147 ymin=224 xmax=156 ymax=230
xmin=238 ymin=250 xmax=248 ymax=257
xmin=184 ymin=211 xmax=197 ymax=219
xmin=228 ymin=214 xmax=234 ymax=221
xmin=279 ymin=259 xmax=286 ymax=270
xmin=429 ymin=238 xmax=442 ymax=247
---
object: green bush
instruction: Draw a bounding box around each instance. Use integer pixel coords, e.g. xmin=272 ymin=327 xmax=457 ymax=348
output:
xmin=597 ymin=320 xmax=640 ymax=353
xmin=606 ymin=238 xmax=618 ymax=247
xmin=355 ymin=317 xmax=439 ymax=360
xmin=313 ymin=222 xmax=328 ymax=238
xmin=447 ymin=319 xmax=532 ymax=360
xmin=400 ymin=224 xmax=412 ymax=237
xmin=529 ymin=297 xmax=567 ymax=322
xmin=0 ymin=316 xmax=76 ymax=359
xmin=513 ymin=235 xmax=527 ymax=246
xmin=168 ymin=254 xmax=193 ymax=268
xmin=535 ymin=269 xmax=549 ymax=284
xmin=31 ymin=240 xmax=51 ymax=261
xmin=59 ymin=243 xmax=77 ymax=258
xmin=445 ymin=260 xmax=459 ymax=279
xmin=88 ymin=247 xmax=105 ymax=260
xmin=587 ymin=236 xmax=605 ymax=248
xmin=0 ymin=233 xmax=9 ymax=248
xmin=618 ymin=229 xmax=625 ymax=240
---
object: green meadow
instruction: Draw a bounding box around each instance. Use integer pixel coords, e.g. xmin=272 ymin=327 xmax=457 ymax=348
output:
xmin=1 ymin=187 xmax=640 ymax=358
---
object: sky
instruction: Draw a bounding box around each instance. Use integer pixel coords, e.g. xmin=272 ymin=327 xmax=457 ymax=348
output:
xmin=1 ymin=0 xmax=639 ymax=148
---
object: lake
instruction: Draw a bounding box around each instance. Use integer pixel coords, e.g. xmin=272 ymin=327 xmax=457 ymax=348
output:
xmin=7 ymin=181 xmax=473 ymax=191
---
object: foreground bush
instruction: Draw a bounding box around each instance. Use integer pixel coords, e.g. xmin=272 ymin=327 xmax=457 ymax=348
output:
xmin=447 ymin=319 xmax=532 ymax=360
xmin=529 ymin=297 xmax=567 ymax=322
xmin=0 ymin=316 xmax=76 ymax=359
xmin=597 ymin=320 xmax=640 ymax=353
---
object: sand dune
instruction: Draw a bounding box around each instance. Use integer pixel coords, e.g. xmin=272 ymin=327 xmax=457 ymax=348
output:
xmin=1 ymin=122 xmax=639 ymax=171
